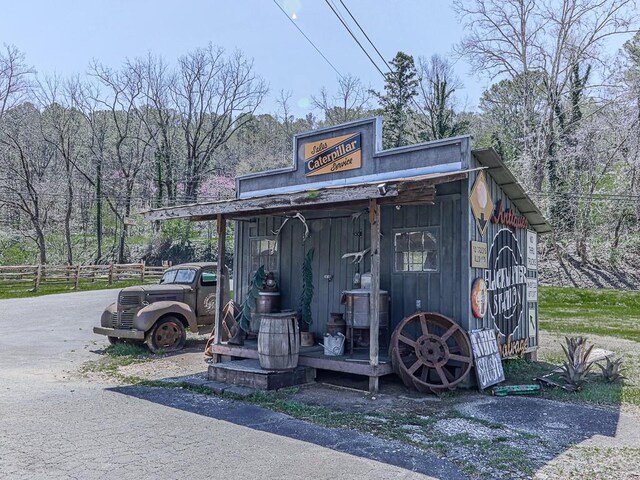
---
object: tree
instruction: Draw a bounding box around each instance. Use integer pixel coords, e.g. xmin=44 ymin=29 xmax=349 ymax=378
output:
xmin=371 ymin=51 xmax=418 ymax=149
xmin=312 ymin=74 xmax=371 ymax=126
xmin=0 ymin=44 xmax=32 ymax=120
xmin=415 ymin=54 xmax=469 ymax=141
xmin=171 ymin=45 xmax=267 ymax=202
xmin=454 ymin=0 xmax=638 ymax=191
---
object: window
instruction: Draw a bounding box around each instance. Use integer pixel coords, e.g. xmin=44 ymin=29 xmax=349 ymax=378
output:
xmin=394 ymin=229 xmax=439 ymax=272
xmin=250 ymin=237 xmax=278 ymax=276
xmin=160 ymin=268 xmax=196 ymax=284
xmin=200 ymin=271 xmax=217 ymax=287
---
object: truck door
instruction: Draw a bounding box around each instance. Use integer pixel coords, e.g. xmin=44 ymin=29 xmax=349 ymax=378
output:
xmin=196 ymin=268 xmax=218 ymax=325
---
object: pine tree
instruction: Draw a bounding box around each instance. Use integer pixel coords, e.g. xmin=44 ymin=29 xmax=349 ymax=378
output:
xmin=372 ymin=52 xmax=418 ymax=149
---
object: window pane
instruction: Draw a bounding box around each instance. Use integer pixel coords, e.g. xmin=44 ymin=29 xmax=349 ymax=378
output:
xmin=393 ymin=229 xmax=438 ymax=272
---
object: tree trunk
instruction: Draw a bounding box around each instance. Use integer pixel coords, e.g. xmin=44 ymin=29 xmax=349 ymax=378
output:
xmin=96 ymin=159 xmax=103 ymax=264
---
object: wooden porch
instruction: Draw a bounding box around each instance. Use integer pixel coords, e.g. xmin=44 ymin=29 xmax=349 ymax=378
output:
xmin=208 ymin=340 xmax=394 ymax=377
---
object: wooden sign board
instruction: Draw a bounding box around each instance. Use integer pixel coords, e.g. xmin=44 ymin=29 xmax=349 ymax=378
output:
xmin=470 ymin=328 xmax=505 ymax=390
xmin=303 ymin=133 xmax=362 ymax=177
xmin=527 ymin=230 xmax=537 ymax=270
xmin=527 ymin=278 xmax=538 ymax=303
xmin=470 ymin=241 xmax=488 ymax=268
xmin=469 ymin=171 xmax=493 ymax=237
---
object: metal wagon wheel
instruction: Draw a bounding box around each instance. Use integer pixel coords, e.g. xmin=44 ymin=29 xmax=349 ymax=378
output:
xmin=390 ymin=312 xmax=473 ymax=392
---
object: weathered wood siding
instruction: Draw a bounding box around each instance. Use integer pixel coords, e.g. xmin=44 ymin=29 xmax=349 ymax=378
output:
xmin=234 ymin=181 xmax=466 ymax=339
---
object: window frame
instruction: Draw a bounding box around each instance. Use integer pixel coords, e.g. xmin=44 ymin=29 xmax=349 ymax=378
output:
xmin=248 ymin=235 xmax=280 ymax=278
xmin=391 ymin=226 xmax=440 ymax=274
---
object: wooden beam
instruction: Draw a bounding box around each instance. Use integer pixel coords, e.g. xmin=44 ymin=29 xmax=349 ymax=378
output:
xmin=145 ymin=183 xmax=399 ymax=221
xmin=368 ymin=198 xmax=381 ymax=394
xmin=213 ymin=214 xmax=226 ymax=350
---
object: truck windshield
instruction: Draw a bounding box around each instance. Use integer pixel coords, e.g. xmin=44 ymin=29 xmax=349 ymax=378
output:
xmin=160 ymin=269 xmax=196 ymax=285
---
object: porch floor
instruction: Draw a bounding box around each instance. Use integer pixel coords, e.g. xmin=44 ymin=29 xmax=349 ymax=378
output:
xmin=209 ymin=339 xmax=394 ymax=377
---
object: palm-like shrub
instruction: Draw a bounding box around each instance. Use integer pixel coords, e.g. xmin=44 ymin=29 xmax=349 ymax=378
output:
xmin=597 ymin=356 xmax=625 ymax=383
xmin=560 ymin=336 xmax=594 ymax=390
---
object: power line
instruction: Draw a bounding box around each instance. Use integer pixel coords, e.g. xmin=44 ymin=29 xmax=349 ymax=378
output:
xmin=324 ymin=0 xmax=431 ymax=121
xmin=338 ymin=0 xmax=390 ymax=72
xmin=323 ymin=0 xmax=387 ymax=78
xmin=271 ymin=0 xmax=344 ymax=80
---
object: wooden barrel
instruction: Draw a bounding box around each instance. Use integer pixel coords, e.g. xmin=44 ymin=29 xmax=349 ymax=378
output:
xmin=257 ymin=312 xmax=300 ymax=370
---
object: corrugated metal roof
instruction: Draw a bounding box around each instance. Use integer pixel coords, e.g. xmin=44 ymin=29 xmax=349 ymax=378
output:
xmin=473 ymin=149 xmax=552 ymax=234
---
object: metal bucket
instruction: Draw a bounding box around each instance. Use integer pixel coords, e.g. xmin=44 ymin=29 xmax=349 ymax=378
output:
xmin=342 ymin=289 xmax=389 ymax=328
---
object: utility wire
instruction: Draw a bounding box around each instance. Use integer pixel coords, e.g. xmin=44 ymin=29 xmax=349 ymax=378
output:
xmin=323 ymin=0 xmax=387 ymax=78
xmin=325 ymin=0 xmax=432 ymax=121
xmin=271 ymin=0 xmax=344 ymax=80
xmin=339 ymin=0 xmax=391 ymax=72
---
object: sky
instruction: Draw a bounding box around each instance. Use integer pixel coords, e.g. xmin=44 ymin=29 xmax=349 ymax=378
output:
xmin=0 ymin=1 xmax=632 ymax=118
xmin=0 ymin=0 xmax=489 ymax=117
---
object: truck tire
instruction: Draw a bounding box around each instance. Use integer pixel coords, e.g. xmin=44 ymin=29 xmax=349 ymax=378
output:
xmin=146 ymin=316 xmax=187 ymax=353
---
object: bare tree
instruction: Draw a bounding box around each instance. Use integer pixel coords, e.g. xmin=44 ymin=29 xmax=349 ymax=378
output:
xmin=312 ymin=74 xmax=371 ymax=126
xmin=0 ymin=45 xmax=33 ymax=120
xmin=415 ymin=54 xmax=468 ymax=141
xmin=171 ymin=44 xmax=267 ymax=202
xmin=0 ymin=103 xmax=54 ymax=264
xmin=454 ymin=0 xmax=638 ymax=190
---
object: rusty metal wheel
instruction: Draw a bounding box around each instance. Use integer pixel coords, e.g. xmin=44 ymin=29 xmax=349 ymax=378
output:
xmin=390 ymin=312 xmax=472 ymax=392
xmin=146 ymin=316 xmax=186 ymax=353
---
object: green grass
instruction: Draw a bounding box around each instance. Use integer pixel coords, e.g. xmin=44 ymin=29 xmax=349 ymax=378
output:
xmin=0 ymin=278 xmax=158 ymax=300
xmin=539 ymin=286 xmax=640 ymax=341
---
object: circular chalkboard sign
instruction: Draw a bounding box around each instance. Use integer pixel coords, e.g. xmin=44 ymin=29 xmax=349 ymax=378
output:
xmin=485 ymin=228 xmax=527 ymax=336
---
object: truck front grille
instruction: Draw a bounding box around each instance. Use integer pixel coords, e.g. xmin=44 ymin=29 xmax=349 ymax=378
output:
xmin=111 ymin=311 xmax=135 ymax=329
xmin=119 ymin=293 xmax=140 ymax=307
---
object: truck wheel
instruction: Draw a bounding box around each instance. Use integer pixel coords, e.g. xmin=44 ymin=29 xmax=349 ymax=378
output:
xmin=146 ymin=316 xmax=187 ymax=353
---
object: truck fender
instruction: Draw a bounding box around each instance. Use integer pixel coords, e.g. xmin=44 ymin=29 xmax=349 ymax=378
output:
xmin=101 ymin=303 xmax=117 ymax=327
xmin=134 ymin=301 xmax=198 ymax=333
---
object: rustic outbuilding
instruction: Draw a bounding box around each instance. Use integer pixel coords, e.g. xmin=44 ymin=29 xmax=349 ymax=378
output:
xmin=145 ymin=117 xmax=550 ymax=393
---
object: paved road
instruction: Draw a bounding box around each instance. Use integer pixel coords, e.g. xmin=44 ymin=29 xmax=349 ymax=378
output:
xmin=0 ymin=290 xmax=452 ymax=480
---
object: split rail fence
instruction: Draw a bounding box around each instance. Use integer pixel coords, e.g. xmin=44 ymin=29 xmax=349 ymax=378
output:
xmin=0 ymin=262 xmax=169 ymax=292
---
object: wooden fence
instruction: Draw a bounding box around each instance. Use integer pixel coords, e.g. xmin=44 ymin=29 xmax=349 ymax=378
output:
xmin=0 ymin=262 xmax=168 ymax=292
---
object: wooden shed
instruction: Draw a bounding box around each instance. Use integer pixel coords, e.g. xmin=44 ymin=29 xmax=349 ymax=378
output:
xmin=145 ymin=117 xmax=550 ymax=393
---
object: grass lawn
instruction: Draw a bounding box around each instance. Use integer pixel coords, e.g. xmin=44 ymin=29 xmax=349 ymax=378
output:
xmin=539 ymin=286 xmax=640 ymax=342
xmin=501 ymin=286 xmax=640 ymax=407
xmin=0 ymin=278 xmax=158 ymax=300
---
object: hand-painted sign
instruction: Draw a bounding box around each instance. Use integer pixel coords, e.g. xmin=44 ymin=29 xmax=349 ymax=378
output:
xmin=491 ymin=199 xmax=528 ymax=229
xmin=527 ymin=230 xmax=537 ymax=270
xmin=470 ymin=329 xmax=505 ymax=389
xmin=484 ymin=228 xmax=527 ymax=357
xmin=471 ymin=277 xmax=488 ymax=319
xmin=470 ymin=241 xmax=488 ymax=268
xmin=469 ymin=171 xmax=493 ymax=237
xmin=303 ymin=133 xmax=362 ymax=177
xmin=526 ymin=278 xmax=538 ymax=303
xmin=529 ymin=309 xmax=537 ymax=340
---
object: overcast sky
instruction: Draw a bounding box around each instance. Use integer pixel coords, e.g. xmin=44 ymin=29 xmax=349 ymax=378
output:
xmin=0 ymin=1 xmax=632 ymax=118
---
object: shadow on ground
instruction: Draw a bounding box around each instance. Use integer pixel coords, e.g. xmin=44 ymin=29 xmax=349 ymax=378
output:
xmin=108 ymin=368 xmax=625 ymax=479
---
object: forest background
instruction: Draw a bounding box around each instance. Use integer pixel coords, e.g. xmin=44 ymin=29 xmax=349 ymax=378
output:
xmin=1 ymin=0 xmax=639 ymax=289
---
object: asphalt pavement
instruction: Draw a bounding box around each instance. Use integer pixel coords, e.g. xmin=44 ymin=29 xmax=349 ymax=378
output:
xmin=0 ymin=289 xmax=453 ymax=480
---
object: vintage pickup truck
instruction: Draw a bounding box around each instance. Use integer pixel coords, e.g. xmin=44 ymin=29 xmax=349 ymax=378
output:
xmin=93 ymin=262 xmax=229 ymax=352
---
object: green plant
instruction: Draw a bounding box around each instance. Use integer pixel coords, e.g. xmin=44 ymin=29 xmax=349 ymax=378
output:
xmin=560 ymin=336 xmax=594 ymax=390
xmin=239 ymin=265 xmax=266 ymax=332
xmin=596 ymin=356 xmax=626 ymax=383
xmin=299 ymin=248 xmax=315 ymax=328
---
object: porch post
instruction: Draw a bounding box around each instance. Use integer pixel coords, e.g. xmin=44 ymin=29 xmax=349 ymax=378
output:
xmin=213 ymin=214 xmax=226 ymax=354
xmin=368 ymin=198 xmax=381 ymax=393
